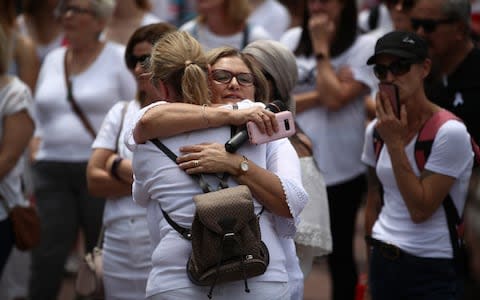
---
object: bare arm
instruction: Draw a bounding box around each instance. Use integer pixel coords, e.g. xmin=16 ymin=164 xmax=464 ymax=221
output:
xmin=14 ymin=35 xmax=40 ymax=92
xmin=376 ymin=93 xmax=455 ymax=223
xmin=365 ymin=167 xmax=383 ymax=237
xmin=307 ymin=14 xmax=369 ymax=111
xmin=86 ymin=149 xmax=132 ymax=198
xmin=134 ymin=103 xmax=278 ymax=144
xmin=177 ymin=143 xmax=292 ymax=218
xmin=0 ymin=110 xmax=34 ymax=180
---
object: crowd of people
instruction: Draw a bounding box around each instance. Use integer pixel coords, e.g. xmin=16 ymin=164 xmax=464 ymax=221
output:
xmin=0 ymin=0 xmax=480 ymax=299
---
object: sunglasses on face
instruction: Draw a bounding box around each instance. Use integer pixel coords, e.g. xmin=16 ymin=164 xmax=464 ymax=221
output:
xmin=384 ymin=0 xmax=415 ymax=11
xmin=373 ymin=59 xmax=418 ymax=80
xmin=410 ymin=17 xmax=456 ymax=33
xmin=126 ymin=54 xmax=150 ymax=70
xmin=211 ymin=69 xmax=255 ymax=87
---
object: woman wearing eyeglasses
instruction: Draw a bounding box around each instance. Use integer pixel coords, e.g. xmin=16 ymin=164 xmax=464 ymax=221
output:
xmin=362 ymin=31 xmax=473 ymax=300
xmin=29 ymin=1 xmax=136 ymax=299
xmin=128 ymin=34 xmax=307 ymax=299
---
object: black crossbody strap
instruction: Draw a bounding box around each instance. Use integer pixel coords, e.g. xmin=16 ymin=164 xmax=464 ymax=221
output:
xmin=150 ymin=139 xmax=232 ymax=240
xmin=149 ymin=139 xmax=214 ymax=192
xmin=63 ymin=50 xmax=97 ymax=139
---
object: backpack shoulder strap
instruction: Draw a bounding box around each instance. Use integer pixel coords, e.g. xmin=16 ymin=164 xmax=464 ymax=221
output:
xmin=415 ymin=109 xmax=459 ymax=172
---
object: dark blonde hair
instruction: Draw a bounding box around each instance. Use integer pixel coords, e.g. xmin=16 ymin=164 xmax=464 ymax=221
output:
xmin=207 ymin=46 xmax=270 ymax=104
xmin=198 ymin=0 xmax=251 ymax=27
xmin=150 ymin=31 xmax=210 ymax=105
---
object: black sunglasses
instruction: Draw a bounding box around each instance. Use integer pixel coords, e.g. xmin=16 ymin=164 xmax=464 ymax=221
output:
xmin=410 ymin=17 xmax=456 ymax=33
xmin=384 ymin=0 xmax=415 ymax=11
xmin=211 ymin=69 xmax=255 ymax=87
xmin=126 ymin=54 xmax=150 ymax=70
xmin=373 ymin=59 xmax=419 ymax=80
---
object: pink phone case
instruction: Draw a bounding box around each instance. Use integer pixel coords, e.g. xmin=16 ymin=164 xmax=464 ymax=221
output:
xmin=379 ymin=82 xmax=400 ymax=118
xmin=247 ymin=111 xmax=296 ymax=145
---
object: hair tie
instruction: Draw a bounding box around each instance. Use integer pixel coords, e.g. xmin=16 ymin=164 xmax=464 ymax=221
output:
xmin=185 ymin=60 xmax=193 ymax=67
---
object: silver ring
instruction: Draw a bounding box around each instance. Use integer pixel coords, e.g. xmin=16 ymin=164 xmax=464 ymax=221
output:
xmin=193 ymin=160 xmax=199 ymax=167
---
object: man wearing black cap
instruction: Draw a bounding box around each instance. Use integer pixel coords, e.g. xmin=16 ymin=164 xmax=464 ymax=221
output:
xmin=362 ymin=30 xmax=473 ymax=300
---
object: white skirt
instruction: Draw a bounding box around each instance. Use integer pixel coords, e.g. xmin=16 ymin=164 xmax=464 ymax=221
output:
xmin=103 ymin=216 xmax=152 ymax=300
xmin=294 ymin=156 xmax=332 ymax=256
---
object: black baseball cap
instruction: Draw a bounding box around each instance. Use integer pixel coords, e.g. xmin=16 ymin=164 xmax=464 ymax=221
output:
xmin=366 ymin=31 xmax=428 ymax=65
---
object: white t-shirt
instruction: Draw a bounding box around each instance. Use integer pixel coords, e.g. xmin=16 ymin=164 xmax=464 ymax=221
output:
xmin=33 ymin=43 xmax=136 ymax=162
xmin=180 ymin=20 xmax=272 ymax=51
xmin=280 ymin=28 xmax=377 ymax=185
xmin=91 ymin=100 xmax=147 ymax=226
xmin=126 ymin=100 xmax=308 ymax=297
xmin=362 ymin=119 xmax=473 ymax=258
xmin=0 ymin=77 xmax=34 ymax=220
xmin=248 ymin=0 xmax=291 ymax=41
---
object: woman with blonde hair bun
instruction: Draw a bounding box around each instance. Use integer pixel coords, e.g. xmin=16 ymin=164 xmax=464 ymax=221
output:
xmin=127 ymin=31 xmax=307 ymax=299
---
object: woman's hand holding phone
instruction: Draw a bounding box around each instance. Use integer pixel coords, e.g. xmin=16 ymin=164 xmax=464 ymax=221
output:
xmin=247 ymin=111 xmax=296 ymax=145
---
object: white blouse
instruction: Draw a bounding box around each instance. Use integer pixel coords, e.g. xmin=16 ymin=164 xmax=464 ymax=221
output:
xmin=126 ymin=100 xmax=308 ymax=297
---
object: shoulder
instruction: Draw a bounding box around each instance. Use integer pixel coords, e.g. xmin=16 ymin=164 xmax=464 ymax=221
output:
xmin=248 ymin=24 xmax=273 ymax=41
xmin=105 ymin=41 xmax=126 ymax=55
xmin=180 ymin=20 xmax=196 ymax=33
xmin=141 ymin=13 xmax=163 ymax=26
xmin=435 ymin=119 xmax=470 ymax=143
xmin=1 ymin=77 xmax=34 ymax=113
xmin=3 ymin=77 xmax=32 ymax=98
xmin=279 ymin=27 xmax=302 ymax=51
xmin=42 ymin=46 xmax=67 ymax=64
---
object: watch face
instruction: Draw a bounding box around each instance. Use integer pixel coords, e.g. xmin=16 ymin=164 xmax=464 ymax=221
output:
xmin=240 ymin=160 xmax=249 ymax=172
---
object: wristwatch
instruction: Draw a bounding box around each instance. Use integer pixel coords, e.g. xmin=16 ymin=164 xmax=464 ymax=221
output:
xmin=239 ymin=156 xmax=249 ymax=174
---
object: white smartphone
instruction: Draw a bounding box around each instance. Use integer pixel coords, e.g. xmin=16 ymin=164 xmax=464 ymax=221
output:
xmin=247 ymin=111 xmax=296 ymax=145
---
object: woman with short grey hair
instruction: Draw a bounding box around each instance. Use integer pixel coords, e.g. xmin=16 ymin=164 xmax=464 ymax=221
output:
xmin=29 ymin=0 xmax=135 ymax=299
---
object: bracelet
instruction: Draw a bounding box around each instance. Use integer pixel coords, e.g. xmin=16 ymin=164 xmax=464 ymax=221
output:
xmin=202 ymin=104 xmax=210 ymax=127
xmin=110 ymin=156 xmax=124 ymax=181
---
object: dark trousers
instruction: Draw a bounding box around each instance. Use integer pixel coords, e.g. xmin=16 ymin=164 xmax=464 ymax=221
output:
xmin=29 ymin=161 xmax=105 ymax=300
xmin=0 ymin=217 xmax=14 ymax=277
xmin=326 ymin=174 xmax=366 ymax=300
xmin=369 ymin=245 xmax=462 ymax=300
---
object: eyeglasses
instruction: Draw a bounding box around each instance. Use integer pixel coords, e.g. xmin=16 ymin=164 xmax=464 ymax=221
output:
xmin=410 ymin=17 xmax=456 ymax=33
xmin=373 ymin=59 xmax=418 ymax=80
xmin=61 ymin=5 xmax=96 ymax=16
xmin=126 ymin=54 xmax=150 ymax=69
xmin=211 ymin=69 xmax=255 ymax=87
xmin=384 ymin=0 xmax=415 ymax=11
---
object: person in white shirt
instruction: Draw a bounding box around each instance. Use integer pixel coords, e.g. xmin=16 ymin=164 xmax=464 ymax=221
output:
xmin=180 ymin=0 xmax=272 ymax=51
xmin=280 ymin=0 xmax=376 ymax=299
xmin=362 ymin=30 xmax=473 ymax=300
xmin=0 ymin=25 xmax=35 ymax=277
xmin=248 ymin=0 xmax=291 ymax=40
xmin=86 ymin=22 xmax=175 ymax=300
xmin=29 ymin=1 xmax=135 ymax=299
xmin=127 ymin=31 xmax=307 ymax=299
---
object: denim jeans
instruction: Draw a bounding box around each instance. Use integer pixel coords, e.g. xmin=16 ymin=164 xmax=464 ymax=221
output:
xmin=369 ymin=244 xmax=463 ymax=300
